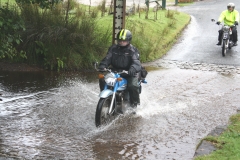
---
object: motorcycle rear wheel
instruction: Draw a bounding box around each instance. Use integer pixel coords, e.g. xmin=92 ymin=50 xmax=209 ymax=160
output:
xmin=222 ymin=40 xmax=227 ymax=57
xmin=95 ymin=97 xmax=116 ymax=127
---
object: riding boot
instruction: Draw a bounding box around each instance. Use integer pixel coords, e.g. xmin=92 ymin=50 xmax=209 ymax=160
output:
xmin=217 ymin=30 xmax=223 ymax=45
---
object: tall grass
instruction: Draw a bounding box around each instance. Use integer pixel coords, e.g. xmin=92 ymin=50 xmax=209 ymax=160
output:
xmin=16 ymin=1 xmax=111 ymax=70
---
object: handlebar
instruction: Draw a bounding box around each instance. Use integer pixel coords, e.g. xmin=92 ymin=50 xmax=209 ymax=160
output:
xmin=94 ymin=62 xmax=128 ymax=74
xmin=98 ymin=68 xmax=128 ymax=74
xmin=211 ymin=19 xmax=237 ymax=27
xmin=220 ymin=24 xmax=236 ymax=27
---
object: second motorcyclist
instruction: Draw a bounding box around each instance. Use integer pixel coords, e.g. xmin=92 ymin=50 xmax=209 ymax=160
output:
xmin=216 ymin=2 xmax=239 ymax=46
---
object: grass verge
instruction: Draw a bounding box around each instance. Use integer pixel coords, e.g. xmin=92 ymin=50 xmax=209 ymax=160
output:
xmin=97 ymin=9 xmax=190 ymax=62
xmin=195 ymin=113 xmax=240 ymax=160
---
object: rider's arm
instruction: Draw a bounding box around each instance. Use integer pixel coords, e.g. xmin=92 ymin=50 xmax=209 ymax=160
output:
xmin=130 ymin=44 xmax=140 ymax=60
xmin=218 ymin=10 xmax=226 ymax=23
xmin=235 ymin=10 xmax=240 ymax=22
xmin=99 ymin=45 xmax=115 ymax=68
xmin=130 ymin=47 xmax=142 ymax=73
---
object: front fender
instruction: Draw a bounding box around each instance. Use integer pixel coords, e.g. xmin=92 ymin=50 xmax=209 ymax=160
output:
xmin=99 ymin=89 xmax=113 ymax=98
xmin=223 ymin=32 xmax=229 ymax=40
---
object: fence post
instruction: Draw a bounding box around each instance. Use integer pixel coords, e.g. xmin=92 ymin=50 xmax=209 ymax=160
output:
xmin=162 ymin=0 xmax=166 ymax=9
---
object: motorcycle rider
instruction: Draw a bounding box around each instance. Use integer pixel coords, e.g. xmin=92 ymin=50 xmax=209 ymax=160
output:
xmin=98 ymin=29 xmax=142 ymax=108
xmin=216 ymin=3 xmax=239 ymax=46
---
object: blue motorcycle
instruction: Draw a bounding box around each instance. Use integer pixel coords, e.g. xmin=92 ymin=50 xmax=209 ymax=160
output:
xmin=95 ymin=63 xmax=147 ymax=127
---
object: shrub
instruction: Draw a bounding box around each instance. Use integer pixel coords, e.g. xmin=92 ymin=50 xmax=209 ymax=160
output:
xmin=0 ymin=5 xmax=26 ymax=60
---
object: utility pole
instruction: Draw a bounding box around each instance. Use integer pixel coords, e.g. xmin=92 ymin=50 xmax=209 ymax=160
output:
xmin=112 ymin=0 xmax=126 ymax=44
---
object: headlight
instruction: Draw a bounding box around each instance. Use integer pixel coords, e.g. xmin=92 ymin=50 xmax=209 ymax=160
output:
xmin=223 ymin=26 xmax=230 ymax=32
xmin=104 ymin=73 xmax=116 ymax=86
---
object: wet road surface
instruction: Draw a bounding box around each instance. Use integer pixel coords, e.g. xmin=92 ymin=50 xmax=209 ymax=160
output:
xmin=1 ymin=67 xmax=240 ymax=159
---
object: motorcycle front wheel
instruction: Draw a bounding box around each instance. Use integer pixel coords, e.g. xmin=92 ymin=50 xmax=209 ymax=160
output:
xmin=95 ymin=97 xmax=116 ymax=127
xmin=222 ymin=40 xmax=227 ymax=57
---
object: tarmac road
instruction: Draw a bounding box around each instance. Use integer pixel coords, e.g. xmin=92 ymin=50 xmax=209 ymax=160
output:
xmin=162 ymin=0 xmax=240 ymax=66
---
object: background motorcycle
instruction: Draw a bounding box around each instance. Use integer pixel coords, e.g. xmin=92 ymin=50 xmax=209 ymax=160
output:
xmin=220 ymin=24 xmax=235 ymax=57
xmin=211 ymin=19 xmax=236 ymax=57
xmin=94 ymin=63 xmax=147 ymax=127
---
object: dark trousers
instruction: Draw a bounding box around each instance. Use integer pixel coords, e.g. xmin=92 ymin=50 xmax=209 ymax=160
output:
xmin=218 ymin=26 xmax=238 ymax=43
xmin=99 ymin=75 xmax=140 ymax=104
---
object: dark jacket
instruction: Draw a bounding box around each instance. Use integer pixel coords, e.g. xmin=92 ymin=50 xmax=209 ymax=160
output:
xmin=99 ymin=44 xmax=142 ymax=72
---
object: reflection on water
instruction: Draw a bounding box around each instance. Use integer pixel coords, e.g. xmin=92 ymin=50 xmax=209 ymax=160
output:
xmin=0 ymin=69 xmax=240 ymax=159
xmin=0 ymin=71 xmax=98 ymax=93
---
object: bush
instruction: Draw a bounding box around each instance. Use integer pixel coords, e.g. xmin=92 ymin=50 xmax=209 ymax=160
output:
xmin=0 ymin=5 xmax=26 ymax=60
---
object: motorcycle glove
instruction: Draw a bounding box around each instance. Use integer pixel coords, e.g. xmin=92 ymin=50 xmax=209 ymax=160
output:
xmin=216 ymin=21 xmax=220 ymax=25
xmin=98 ymin=65 xmax=106 ymax=71
xmin=235 ymin=21 xmax=238 ymax=25
xmin=128 ymin=67 xmax=136 ymax=76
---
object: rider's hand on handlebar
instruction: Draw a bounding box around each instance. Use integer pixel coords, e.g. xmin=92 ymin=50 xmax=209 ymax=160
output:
xmin=98 ymin=65 xmax=106 ymax=71
xmin=128 ymin=67 xmax=136 ymax=76
xmin=234 ymin=21 xmax=238 ymax=25
xmin=216 ymin=21 xmax=220 ymax=25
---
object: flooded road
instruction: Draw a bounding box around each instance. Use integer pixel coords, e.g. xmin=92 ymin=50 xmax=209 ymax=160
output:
xmin=1 ymin=68 xmax=240 ymax=159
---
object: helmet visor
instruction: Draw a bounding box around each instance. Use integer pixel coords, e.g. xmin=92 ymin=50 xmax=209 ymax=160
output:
xmin=117 ymin=40 xmax=129 ymax=46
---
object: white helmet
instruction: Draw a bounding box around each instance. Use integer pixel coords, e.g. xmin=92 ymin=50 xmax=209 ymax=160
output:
xmin=227 ymin=3 xmax=235 ymax=10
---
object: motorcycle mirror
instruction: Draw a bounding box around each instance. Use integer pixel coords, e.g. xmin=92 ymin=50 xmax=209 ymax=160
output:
xmin=92 ymin=61 xmax=99 ymax=70
xmin=211 ymin=19 xmax=215 ymax=22
xmin=92 ymin=61 xmax=98 ymax=65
